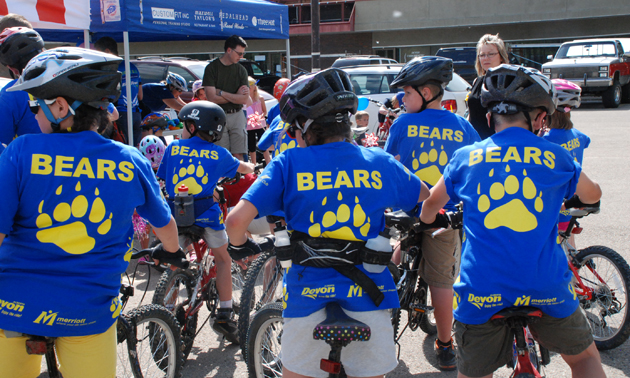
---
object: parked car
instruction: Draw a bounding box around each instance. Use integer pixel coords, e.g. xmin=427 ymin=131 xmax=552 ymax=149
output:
xmin=436 ymin=47 xmax=477 ymax=84
xmin=542 ymin=38 xmax=630 ymax=108
xmin=341 ymin=64 xmax=470 ymax=134
xmin=332 ymin=55 xmax=398 ymax=68
xmin=132 ymin=56 xmax=279 ymax=108
xmin=238 ymin=59 xmax=281 ymax=93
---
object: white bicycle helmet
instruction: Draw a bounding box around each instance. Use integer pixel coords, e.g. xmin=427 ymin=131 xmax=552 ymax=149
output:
xmin=166 ymin=72 xmax=187 ymax=92
xmin=552 ymin=78 xmax=581 ymax=111
xmin=9 ymin=47 xmax=122 ymax=131
xmin=9 ymin=47 xmax=122 ymax=107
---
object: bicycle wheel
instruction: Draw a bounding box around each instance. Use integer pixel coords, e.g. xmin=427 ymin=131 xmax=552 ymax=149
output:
xmin=239 ymin=252 xmax=284 ymax=349
xmin=575 ymin=246 xmax=630 ymax=350
xmin=153 ymin=268 xmax=198 ymax=360
xmin=418 ymin=277 xmax=437 ymax=336
xmin=117 ymin=304 xmax=184 ymax=378
xmin=246 ymin=302 xmax=284 ymax=378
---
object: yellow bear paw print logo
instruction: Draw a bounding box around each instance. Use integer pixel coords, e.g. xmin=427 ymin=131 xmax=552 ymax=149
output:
xmin=411 ymin=141 xmax=448 ymax=186
xmin=172 ymin=159 xmax=209 ymax=194
xmin=282 ymin=286 xmax=289 ymax=310
xmin=307 ymin=192 xmax=370 ymax=240
xmin=477 ymin=165 xmax=543 ymax=232
xmin=36 ymin=183 xmax=113 ymax=254
xmin=110 ymin=298 xmax=122 ymax=319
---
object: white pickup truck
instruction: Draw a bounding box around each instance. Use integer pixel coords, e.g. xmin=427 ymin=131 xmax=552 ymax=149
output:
xmin=542 ymin=38 xmax=630 ymax=108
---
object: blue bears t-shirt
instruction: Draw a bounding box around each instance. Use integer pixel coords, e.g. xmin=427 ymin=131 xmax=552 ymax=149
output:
xmin=0 ymin=79 xmax=41 ymax=145
xmin=258 ymin=115 xmax=300 ymax=159
xmin=0 ymin=132 xmax=171 ymax=337
xmin=142 ymin=83 xmax=174 ymax=112
xmin=157 ymin=137 xmax=240 ymax=230
xmin=117 ymin=62 xmax=141 ymax=113
xmin=542 ymin=128 xmax=591 ymax=223
xmin=385 ymin=109 xmax=480 ymax=213
xmin=443 ymin=127 xmax=581 ymax=325
xmin=266 ymin=103 xmax=280 ymax=125
xmin=242 ymin=142 xmax=423 ymax=317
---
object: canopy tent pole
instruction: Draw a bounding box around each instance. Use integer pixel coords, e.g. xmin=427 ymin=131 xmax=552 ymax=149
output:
xmin=286 ymin=39 xmax=291 ymax=80
xmin=123 ymin=31 xmax=133 ymax=146
xmin=83 ymin=30 xmax=90 ymax=49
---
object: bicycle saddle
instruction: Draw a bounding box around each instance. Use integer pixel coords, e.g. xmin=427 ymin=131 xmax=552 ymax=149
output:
xmin=179 ymin=224 xmax=206 ymax=239
xmin=490 ymin=306 xmax=543 ymax=327
xmin=313 ymin=302 xmax=371 ymax=344
xmin=385 ymin=210 xmax=416 ymax=229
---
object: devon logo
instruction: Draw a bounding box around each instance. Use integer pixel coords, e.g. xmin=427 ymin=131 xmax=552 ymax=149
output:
xmin=467 ymin=293 xmax=502 ymax=309
xmin=302 ymin=285 xmax=335 ymax=299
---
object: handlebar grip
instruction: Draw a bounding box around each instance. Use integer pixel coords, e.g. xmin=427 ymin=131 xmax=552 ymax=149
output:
xmin=156 ymin=254 xmax=190 ymax=269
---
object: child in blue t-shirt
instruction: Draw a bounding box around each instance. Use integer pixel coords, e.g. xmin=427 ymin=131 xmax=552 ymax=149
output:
xmin=157 ymin=100 xmax=254 ymax=343
xmin=542 ymin=79 xmax=591 ymax=248
xmin=0 ymin=47 xmax=182 ymax=377
xmin=226 ymin=69 xmax=429 ymax=378
xmin=385 ymin=56 xmax=480 ymax=370
xmin=420 ymin=65 xmax=604 ymax=378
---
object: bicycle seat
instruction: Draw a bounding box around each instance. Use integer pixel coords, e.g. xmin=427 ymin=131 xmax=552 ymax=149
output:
xmin=385 ymin=210 xmax=416 ymax=229
xmin=178 ymin=224 xmax=206 ymax=239
xmin=313 ymin=302 xmax=371 ymax=344
xmin=490 ymin=306 xmax=543 ymax=327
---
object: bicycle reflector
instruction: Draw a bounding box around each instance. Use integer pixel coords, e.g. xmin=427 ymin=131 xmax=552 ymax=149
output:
xmin=441 ymin=99 xmax=457 ymax=113
xmin=320 ymin=359 xmax=342 ymax=374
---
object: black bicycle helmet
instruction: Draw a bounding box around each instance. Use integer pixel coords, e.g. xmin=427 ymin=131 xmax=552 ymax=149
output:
xmin=9 ymin=47 xmax=122 ymax=109
xmin=390 ymin=56 xmax=453 ymax=89
xmin=179 ymin=100 xmax=226 ymax=142
xmin=140 ymin=113 xmax=169 ymax=131
xmin=0 ymin=27 xmax=44 ymax=72
xmin=481 ymin=64 xmax=557 ymax=115
xmin=279 ymin=68 xmax=357 ymax=127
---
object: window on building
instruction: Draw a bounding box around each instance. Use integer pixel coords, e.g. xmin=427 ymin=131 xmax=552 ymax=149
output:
xmin=343 ymin=2 xmax=354 ymax=21
xmin=321 ymin=3 xmax=342 ymax=22
xmin=302 ymin=5 xmax=311 ymax=24
xmin=289 ymin=6 xmax=299 ymax=24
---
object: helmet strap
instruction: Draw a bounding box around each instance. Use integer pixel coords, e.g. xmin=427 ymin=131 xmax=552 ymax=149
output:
xmin=523 ymin=111 xmax=533 ymax=133
xmin=40 ymin=99 xmax=81 ymax=133
xmin=414 ymin=85 xmax=443 ymax=112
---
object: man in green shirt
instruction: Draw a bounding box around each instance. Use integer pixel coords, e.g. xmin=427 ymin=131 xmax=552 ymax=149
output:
xmin=203 ymin=35 xmax=250 ymax=160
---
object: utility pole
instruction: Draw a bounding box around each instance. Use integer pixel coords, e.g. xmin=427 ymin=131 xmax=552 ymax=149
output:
xmin=311 ymin=0 xmax=320 ymax=72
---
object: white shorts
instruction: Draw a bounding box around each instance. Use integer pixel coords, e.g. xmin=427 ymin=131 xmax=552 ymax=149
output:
xmin=281 ymin=308 xmax=398 ymax=377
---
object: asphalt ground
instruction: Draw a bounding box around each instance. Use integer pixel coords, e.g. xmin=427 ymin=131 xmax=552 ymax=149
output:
xmin=38 ymin=102 xmax=630 ymax=377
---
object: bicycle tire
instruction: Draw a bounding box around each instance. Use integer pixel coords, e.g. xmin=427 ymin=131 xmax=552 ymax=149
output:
xmin=575 ymin=245 xmax=630 ymax=350
xmin=117 ymin=304 xmax=184 ymax=378
xmin=247 ymin=302 xmax=284 ymax=378
xmin=152 ymin=268 xmax=199 ymax=360
xmin=418 ymin=277 xmax=437 ymax=336
xmin=239 ymin=252 xmax=284 ymax=351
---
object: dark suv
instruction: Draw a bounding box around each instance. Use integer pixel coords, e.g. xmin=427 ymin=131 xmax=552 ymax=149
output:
xmin=132 ymin=57 xmax=281 ymax=102
xmin=436 ymin=47 xmax=477 ymax=84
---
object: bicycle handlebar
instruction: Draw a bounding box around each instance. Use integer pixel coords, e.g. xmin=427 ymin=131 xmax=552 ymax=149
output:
xmin=131 ymin=247 xmax=190 ymax=269
xmin=217 ymin=173 xmax=242 ymax=186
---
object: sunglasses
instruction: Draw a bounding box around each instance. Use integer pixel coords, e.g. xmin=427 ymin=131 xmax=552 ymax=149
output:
xmin=232 ymin=49 xmax=245 ymax=57
xmin=29 ymin=99 xmax=57 ymax=115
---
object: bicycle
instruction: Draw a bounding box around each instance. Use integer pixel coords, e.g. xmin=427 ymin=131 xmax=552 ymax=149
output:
xmin=386 ymin=209 xmax=462 ymax=342
xmin=490 ymin=306 xmax=551 ymax=378
xmin=22 ymin=247 xmax=187 ymax=378
xmin=246 ymin=301 xmax=372 ymax=378
xmin=561 ymin=206 xmax=630 ymax=350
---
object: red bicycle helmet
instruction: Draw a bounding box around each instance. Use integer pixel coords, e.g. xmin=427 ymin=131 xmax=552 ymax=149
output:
xmin=273 ymin=78 xmax=290 ymax=101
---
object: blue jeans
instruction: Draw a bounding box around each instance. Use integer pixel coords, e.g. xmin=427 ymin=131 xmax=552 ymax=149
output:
xmin=118 ymin=111 xmax=142 ymax=146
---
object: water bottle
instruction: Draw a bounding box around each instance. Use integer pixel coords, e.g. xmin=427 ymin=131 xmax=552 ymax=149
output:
xmin=363 ymin=230 xmax=392 ymax=273
xmin=174 ymin=184 xmax=195 ymax=227
xmin=274 ymin=222 xmax=293 ymax=268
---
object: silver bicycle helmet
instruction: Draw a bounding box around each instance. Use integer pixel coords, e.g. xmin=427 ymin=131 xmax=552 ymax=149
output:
xmin=481 ymin=64 xmax=557 ymax=115
xmin=166 ymin=72 xmax=187 ymax=92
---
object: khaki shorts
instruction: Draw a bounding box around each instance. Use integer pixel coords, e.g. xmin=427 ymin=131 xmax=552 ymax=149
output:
xmin=215 ymin=110 xmax=247 ymax=155
xmin=419 ymin=228 xmax=461 ymax=288
xmin=281 ymin=308 xmax=398 ymax=377
xmin=0 ymin=323 xmax=117 ymax=378
xmin=454 ymin=307 xmax=593 ymax=377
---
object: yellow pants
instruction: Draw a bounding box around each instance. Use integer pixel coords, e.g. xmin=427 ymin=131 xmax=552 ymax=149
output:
xmin=0 ymin=323 xmax=116 ymax=378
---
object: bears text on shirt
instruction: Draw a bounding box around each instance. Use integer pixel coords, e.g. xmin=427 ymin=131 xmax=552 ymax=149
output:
xmin=406 ymin=124 xmax=465 ymax=142
xmin=468 ymin=146 xmax=555 ymax=169
xmin=31 ymin=154 xmax=134 ymax=181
